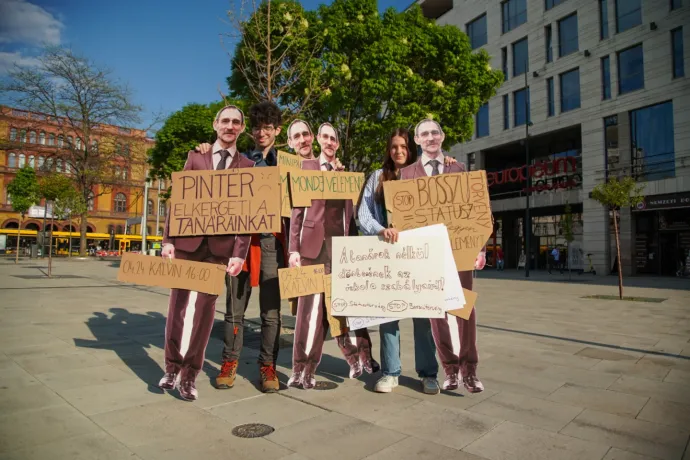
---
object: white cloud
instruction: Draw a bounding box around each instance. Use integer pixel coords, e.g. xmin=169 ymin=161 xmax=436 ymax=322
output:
xmin=0 ymin=51 xmax=40 ymax=74
xmin=0 ymin=0 xmax=63 ymax=46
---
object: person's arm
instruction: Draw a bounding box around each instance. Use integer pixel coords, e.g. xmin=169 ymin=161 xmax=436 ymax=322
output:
xmin=357 ymin=171 xmax=386 ymax=236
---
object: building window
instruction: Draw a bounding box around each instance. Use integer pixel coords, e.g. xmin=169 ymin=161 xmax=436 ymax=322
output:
xmin=92 ymin=140 xmax=98 ymax=152
xmin=601 ymin=56 xmax=612 ymax=100
xmin=560 ymin=69 xmax=580 ymax=112
xmin=547 ymin=77 xmax=555 ymax=116
xmin=630 ymin=101 xmax=675 ymax=181
xmin=5 ymin=190 xmax=11 ymax=205
xmin=503 ymin=95 xmax=510 ymax=129
xmin=512 ymin=37 xmax=528 ymax=77
xmin=159 ymin=201 xmax=166 ymax=216
xmin=467 ymin=153 xmax=476 ymax=171
xmin=513 ymin=87 xmax=530 ymax=126
xmin=116 ymin=225 xmax=124 ymax=234
xmin=39 ymin=131 xmax=45 ymax=145
xmin=502 ymin=0 xmax=527 ymax=34
xmin=545 ymin=25 xmax=553 ymax=63
xmin=147 ymin=200 xmax=154 ymax=215
xmin=616 ymin=0 xmax=641 ymax=34
xmin=67 ymin=136 xmax=73 ymax=148
xmin=58 ymin=136 xmax=64 ymax=148
xmin=558 ymin=13 xmax=578 ymax=57
xmin=467 ymin=14 xmax=487 ymax=50
xmin=604 ymin=115 xmax=619 ymax=176
xmin=38 ymin=156 xmax=45 ymax=169
xmin=18 ymin=154 xmax=26 ymax=168
xmin=10 ymin=128 xmax=17 ymax=141
xmin=618 ymin=44 xmax=644 ymax=94
xmin=114 ymin=193 xmax=127 ymax=213
xmin=672 ymin=28 xmax=685 ymax=78
xmin=48 ymin=133 xmax=55 ymax=146
xmin=29 ymin=131 xmax=36 ymax=143
xmin=45 ymin=157 xmax=54 ymax=171
xmin=56 ymin=159 xmax=63 ymax=172
xmin=20 ymin=130 xmax=26 ymax=143
xmin=501 ymin=47 xmax=509 ymax=80
xmin=88 ymin=196 xmax=94 ymax=211
xmin=545 ymin=0 xmax=568 ymax=9
xmin=28 ymin=155 xmax=35 ymax=168
xmin=600 ymin=0 xmax=609 ymax=39
xmin=76 ymin=138 xmax=82 ymax=150
xmin=8 ymin=153 xmax=16 ymax=168
xmin=476 ymin=103 xmax=489 ymax=138
xmin=671 ymin=0 xmax=682 ymax=9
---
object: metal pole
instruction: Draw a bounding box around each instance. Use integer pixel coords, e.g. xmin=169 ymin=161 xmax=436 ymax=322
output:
xmin=524 ymin=64 xmax=531 ymax=278
xmin=41 ymin=204 xmax=47 ymax=258
xmin=155 ymin=180 xmax=161 ymax=236
xmin=141 ymin=179 xmax=149 ymax=254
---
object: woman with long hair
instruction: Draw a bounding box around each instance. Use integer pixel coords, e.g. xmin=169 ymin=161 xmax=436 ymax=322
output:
xmin=358 ymin=128 xmax=455 ymax=395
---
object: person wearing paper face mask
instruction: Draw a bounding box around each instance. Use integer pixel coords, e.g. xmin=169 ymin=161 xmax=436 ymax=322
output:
xmin=397 ymin=118 xmax=486 ymax=394
xmin=358 ymin=128 xmax=458 ymax=395
xmin=158 ymin=105 xmax=254 ymax=402
xmin=286 ymin=122 xmax=379 ymax=389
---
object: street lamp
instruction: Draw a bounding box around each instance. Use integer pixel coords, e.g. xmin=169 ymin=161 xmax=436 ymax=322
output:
xmin=524 ymin=63 xmax=532 ymax=278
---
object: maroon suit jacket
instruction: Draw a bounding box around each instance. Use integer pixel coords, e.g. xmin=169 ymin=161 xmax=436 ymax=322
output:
xmin=289 ymin=159 xmax=357 ymax=260
xmin=399 ymin=157 xmax=486 ymax=267
xmin=163 ymin=150 xmax=254 ymax=260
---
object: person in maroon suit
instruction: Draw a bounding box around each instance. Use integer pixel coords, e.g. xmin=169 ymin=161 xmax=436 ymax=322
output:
xmin=287 ymin=123 xmax=379 ymax=389
xmin=158 ymin=105 xmax=254 ymax=401
xmin=399 ymin=118 xmax=486 ymax=394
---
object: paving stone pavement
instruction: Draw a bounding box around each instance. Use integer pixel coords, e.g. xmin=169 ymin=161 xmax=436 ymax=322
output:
xmin=0 ymin=258 xmax=689 ymax=460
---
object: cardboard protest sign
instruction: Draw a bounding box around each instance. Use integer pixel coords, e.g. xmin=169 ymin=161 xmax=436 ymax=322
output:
xmin=346 ymin=224 xmax=465 ymax=329
xmin=289 ymin=170 xmax=365 ymax=207
xmin=278 ymin=265 xmax=326 ymax=299
xmin=323 ymin=274 xmax=347 ymax=337
xmin=117 ymin=252 xmax=226 ymax=295
xmin=331 ymin=235 xmax=446 ymax=318
xmin=277 ymin=150 xmax=302 ymax=217
xmin=384 ymin=170 xmax=493 ymax=271
xmin=448 ymin=289 xmax=478 ymax=320
xmin=168 ymin=167 xmax=281 ymax=236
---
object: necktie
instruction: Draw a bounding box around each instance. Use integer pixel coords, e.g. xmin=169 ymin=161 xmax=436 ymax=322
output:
xmin=216 ymin=150 xmax=230 ymax=170
xmin=429 ymin=159 xmax=441 ymax=176
xmin=325 ymin=163 xmax=334 ymax=171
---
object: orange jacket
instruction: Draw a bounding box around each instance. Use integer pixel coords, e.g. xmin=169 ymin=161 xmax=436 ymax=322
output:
xmin=241 ymin=219 xmax=288 ymax=287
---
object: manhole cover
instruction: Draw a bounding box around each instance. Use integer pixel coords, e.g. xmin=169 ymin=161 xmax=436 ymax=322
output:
xmin=313 ymin=381 xmax=338 ymax=391
xmin=232 ymin=423 xmax=275 ymax=438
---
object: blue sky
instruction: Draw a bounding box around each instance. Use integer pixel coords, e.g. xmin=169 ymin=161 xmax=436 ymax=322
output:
xmin=0 ymin=0 xmax=405 ymax=130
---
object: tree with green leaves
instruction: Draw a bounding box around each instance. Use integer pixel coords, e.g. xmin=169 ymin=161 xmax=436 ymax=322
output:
xmin=560 ymin=202 xmax=575 ymax=280
xmin=0 ymin=46 xmax=145 ymax=256
xmin=591 ymin=176 xmax=644 ymax=299
xmin=228 ymin=0 xmax=503 ymax=172
xmin=147 ymin=101 xmax=253 ymax=190
xmin=39 ymin=173 xmax=73 ymax=276
xmin=53 ymin=188 xmax=87 ymax=257
xmin=6 ymin=166 xmax=40 ymax=264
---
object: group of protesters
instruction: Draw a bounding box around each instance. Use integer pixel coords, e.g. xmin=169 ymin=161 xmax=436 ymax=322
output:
xmin=157 ymin=101 xmax=486 ymax=401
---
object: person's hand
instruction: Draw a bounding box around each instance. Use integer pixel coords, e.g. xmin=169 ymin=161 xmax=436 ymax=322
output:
xmin=334 ymin=158 xmax=345 ymax=171
xmin=474 ymin=252 xmax=486 ymax=270
xmin=444 ymin=156 xmax=458 ymax=166
xmin=378 ymin=227 xmax=399 ymax=244
xmin=195 ymin=143 xmax=213 ymax=154
xmin=161 ymin=244 xmax=175 ymax=260
xmin=289 ymin=252 xmax=301 ymax=268
xmin=226 ymin=258 xmax=243 ymax=276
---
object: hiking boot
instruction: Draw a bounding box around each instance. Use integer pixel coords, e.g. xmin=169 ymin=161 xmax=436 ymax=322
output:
xmin=421 ymin=377 xmax=440 ymax=395
xmin=260 ymin=364 xmax=279 ymax=393
xmin=374 ymin=375 xmax=399 ymax=393
xmin=215 ymin=360 xmax=238 ymax=389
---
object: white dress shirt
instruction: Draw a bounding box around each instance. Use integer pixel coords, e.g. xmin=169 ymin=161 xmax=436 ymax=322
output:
xmin=212 ymin=141 xmax=237 ymax=170
xmin=319 ymin=153 xmax=336 ymax=171
xmin=421 ymin=152 xmax=445 ymax=177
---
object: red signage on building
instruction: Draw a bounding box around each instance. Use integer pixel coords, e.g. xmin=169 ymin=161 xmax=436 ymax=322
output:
xmin=487 ymin=157 xmax=580 ymax=194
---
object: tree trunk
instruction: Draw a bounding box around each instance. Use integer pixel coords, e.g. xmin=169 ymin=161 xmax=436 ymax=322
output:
xmin=48 ymin=207 xmax=54 ymax=278
xmin=613 ymin=209 xmax=623 ymax=299
xmin=79 ymin=211 xmax=88 ymax=257
xmin=15 ymin=214 xmax=23 ymax=264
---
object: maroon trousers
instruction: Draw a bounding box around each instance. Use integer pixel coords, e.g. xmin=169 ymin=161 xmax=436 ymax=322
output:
xmin=292 ymin=243 xmax=375 ymax=378
xmin=164 ymin=239 xmax=226 ymax=382
xmin=430 ymin=271 xmax=479 ymax=377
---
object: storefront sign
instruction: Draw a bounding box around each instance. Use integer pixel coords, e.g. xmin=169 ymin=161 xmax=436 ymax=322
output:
xmin=634 ymin=192 xmax=690 ymax=211
xmin=487 ymin=157 xmax=581 ymax=194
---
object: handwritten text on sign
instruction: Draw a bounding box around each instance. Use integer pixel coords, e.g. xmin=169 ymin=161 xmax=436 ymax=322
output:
xmin=331 ymin=236 xmax=446 ymax=318
xmin=277 ymin=150 xmax=302 ymax=217
xmin=384 ymin=171 xmax=493 ymax=271
xmin=290 ymin=169 xmax=365 ymax=207
xmin=117 ymin=253 xmax=226 ymax=295
xmin=278 ymin=264 xmax=325 ymax=299
xmin=169 ymin=168 xmax=281 ymax=236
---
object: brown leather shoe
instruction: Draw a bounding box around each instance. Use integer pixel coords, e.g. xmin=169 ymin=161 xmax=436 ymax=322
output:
xmin=215 ymin=360 xmax=238 ymax=389
xmin=178 ymin=380 xmax=198 ymax=401
xmin=157 ymin=372 xmax=177 ymax=391
xmin=259 ymin=364 xmax=279 ymax=393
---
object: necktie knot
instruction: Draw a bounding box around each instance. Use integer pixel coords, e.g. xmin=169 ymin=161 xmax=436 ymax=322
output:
xmin=325 ymin=163 xmax=334 ymax=171
xmin=429 ymin=159 xmax=441 ymax=176
xmin=216 ymin=150 xmax=230 ymax=170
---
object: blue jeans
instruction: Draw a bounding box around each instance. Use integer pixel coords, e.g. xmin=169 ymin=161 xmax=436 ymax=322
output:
xmin=379 ymin=318 xmax=438 ymax=378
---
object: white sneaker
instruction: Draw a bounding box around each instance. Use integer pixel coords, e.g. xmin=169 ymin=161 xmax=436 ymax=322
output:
xmin=374 ymin=375 xmax=399 ymax=393
xmin=422 ymin=377 xmax=440 ymax=395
